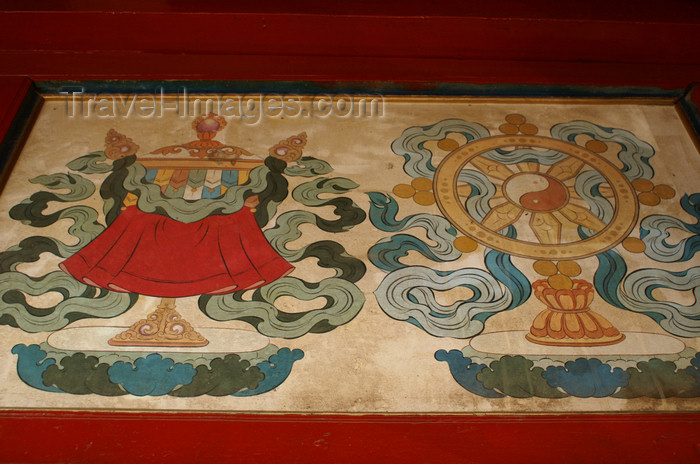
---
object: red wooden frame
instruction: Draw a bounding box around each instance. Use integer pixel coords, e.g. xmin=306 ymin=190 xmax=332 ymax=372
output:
xmin=1 ymin=410 xmax=699 ymax=463
xmin=1 ymin=3 xmax=700 ymax=462
xmin=1 ymin=1 xmax=700 ymax=86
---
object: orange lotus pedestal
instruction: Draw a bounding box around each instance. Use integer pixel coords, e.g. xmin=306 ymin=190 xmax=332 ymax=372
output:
xmin=526 ymin=279 xmax=625 ymax=347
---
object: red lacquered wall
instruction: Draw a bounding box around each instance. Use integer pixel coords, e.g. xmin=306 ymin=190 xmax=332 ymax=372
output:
xmin=0 ymin=2 xmax=699 ymax=462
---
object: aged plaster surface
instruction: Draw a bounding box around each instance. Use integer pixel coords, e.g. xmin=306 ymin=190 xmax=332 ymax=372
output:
xmin=0 ymin=97 xmax=698 ymax=413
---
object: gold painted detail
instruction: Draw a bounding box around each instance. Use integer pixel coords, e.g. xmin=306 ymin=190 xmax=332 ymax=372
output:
xmin=453 ymin=236 xmax=478 ymax=253
xmin=622 ymin=237 xmax=647 ymax=253
xmin=547 ymin=273 xmax=573 ymax=290
xmin=529 ymin=212 xmax=561 ymax=245
xmin=151 ymin=113 xmax=253 ymax=159
xmin=533 ymin=260 xmax=558 ymax=276
xmin=136 ymin=158 xmax=264 ymax=171
xmin=558 ymin=203 xmax=607 ymax=232
xmin=534 ymin=260 xmax=582 ymax=289
xmin=481 ymin=202 xmax=523 ymax=231
xmin=109 ymin=298 xmax=209 ymax=347
xmin=557 ymin=260 xmax=581 ymax=277
xmin=470 ymin=156 xmax=515 ymax=181
xmin=499 ymin=114 xmax=538 ymax=136
xmin=585 ymin=139 xmax=608 ymax=153
xmin=411 ymin=177 xmax=433 ymax=191
xmin=632 ymin=178 xmax=676 ymax=206
xmin=122 ymin=192 xmax=138 ymax=209
xmin=437 ymin=137 xmax=460 ymax=151
xmin=517 ymin=161 xmax=540 ymax=173
xmin=392 ymin=177 xmax=436 ymax=206
xmin=546 ymin=157 xmax=585 ymax=182
xmin=392 ymin=184 xmax=415 ymax=198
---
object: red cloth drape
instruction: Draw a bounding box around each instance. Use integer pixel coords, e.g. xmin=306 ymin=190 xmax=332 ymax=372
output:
xmin=60 ymin=206 xmax=293 ymax=297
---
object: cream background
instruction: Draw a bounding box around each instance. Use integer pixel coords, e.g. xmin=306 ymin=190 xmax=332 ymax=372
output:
xmin=0 ymin=96 xmax=698 ymax=413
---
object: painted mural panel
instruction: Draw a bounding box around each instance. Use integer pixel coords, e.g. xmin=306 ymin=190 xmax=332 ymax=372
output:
xmin=0 ymin=94 xmax=698 ymax=412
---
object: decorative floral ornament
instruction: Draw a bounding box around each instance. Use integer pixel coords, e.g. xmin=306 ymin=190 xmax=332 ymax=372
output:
xmin=192 ymin=113 xmax=227 ymax=139
xmin=104 ymin=129 xmax=139 ymax=159
xmin=152 ymin=113 xmax=251 ymax=159
xmin=269 ymin=132 xmax=307 ymax=162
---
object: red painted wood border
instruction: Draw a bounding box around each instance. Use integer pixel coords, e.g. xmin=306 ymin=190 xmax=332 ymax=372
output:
xmin=1 ymin=3 xmax=700 ymax=462
xmin=0 ymin=411 xmax=698 ymax=463
xmin=1 ymin=1 xmax=699 ymax=86
xmin=0 ymin=77 xmax=37 ymax=194
xmin=0 ymin=77 xmax=32 ymax=148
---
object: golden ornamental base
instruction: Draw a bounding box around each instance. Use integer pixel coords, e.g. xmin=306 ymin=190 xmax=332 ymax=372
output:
xmin=525 ymin=313 xmax=626 ymax=347
xmin=109 ymin=298 xmax=209 ymax=347
xmin=526 ymin=279 xmax=625 ymax=347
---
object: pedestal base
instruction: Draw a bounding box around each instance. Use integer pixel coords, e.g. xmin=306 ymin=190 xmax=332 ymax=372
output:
xmin=525 ymin=331 xmax=625 ymax=347
xmin=527 ymin=307 xmax=625 ymax=347
xmin=108 ymin=298 xmax=209 ymax=347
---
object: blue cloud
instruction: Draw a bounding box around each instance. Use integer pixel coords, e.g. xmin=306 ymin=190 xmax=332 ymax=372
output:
xmin=234 ymin=348 xmax=304 ymax=397
xmin=543 ymin=358 xmax=629 ymax=397
xmin=685 ymin=352 xmax=700 ymax=387
xmin=108 ymin=354 xmax=196 ymax=396
xmin=11 ymin=344 xmax=61 ymax=393
xmin=435 ymin=349 xmax=503 ymax=398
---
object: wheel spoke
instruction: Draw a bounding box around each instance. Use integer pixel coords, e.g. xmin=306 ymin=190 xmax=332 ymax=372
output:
xmin=529 ymin=212 xmax=562 ymax=244
xmin=558 ymin=203 xmax=607 ymax=232
xmin=470 ymin=156 xmax=516 ymax=181
xmin=546 ymin=156 xmax=585 ymax=181
xmin=517 ymin=161 xmax=540 ymax=173
xmin=481 ymin=202 xmax=524 ymax=232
